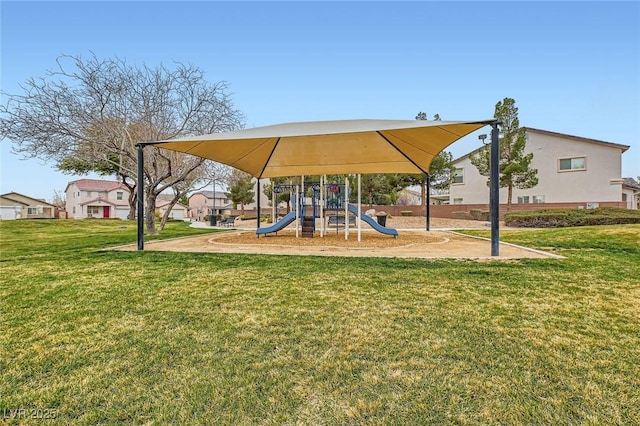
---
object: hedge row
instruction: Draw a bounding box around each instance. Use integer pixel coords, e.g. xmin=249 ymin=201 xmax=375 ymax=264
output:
xmin=504 ymin=207 xmax=640 ymax=228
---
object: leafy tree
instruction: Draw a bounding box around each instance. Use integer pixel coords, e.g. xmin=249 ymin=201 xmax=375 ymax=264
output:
xmin=470 ymin=97 xmax=538 ymax=211
xmin=226 ymin=169 xmax=255 ymax=215
xmin=0 ymin=53 xmax=244 ymax=234
xmin=353 ymin=174 xmax=397 ymax=206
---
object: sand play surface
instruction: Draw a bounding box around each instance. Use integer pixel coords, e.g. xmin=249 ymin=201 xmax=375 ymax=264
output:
xmin=120 ymin=227 xmax=561 ymax=260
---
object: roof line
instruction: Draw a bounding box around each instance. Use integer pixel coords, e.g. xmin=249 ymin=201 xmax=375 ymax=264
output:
xmin=0 ymin=192 xmax=56 ymax=206
xmin=525 ymin=127 xmax=630 ymax=152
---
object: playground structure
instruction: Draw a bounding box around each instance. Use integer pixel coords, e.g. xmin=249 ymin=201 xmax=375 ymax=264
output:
xmin=256 ymin=175 xmax=398 ymax=240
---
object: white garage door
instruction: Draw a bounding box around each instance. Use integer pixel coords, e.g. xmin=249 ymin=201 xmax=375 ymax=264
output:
xmin=169 ymin=209 xmax=185 ymax=220
xmin=115 ymin=207 xmax=130 ymax=220
xmin=0 ymin=207 xmax=17 ymax=220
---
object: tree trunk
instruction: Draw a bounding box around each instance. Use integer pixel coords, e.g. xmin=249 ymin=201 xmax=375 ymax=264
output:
xmin=421 ymin=182 xmax=427 ymax=215
xmin=145 ymin=192 xmax=158 ymax=235
xmin=507 ymin=184 xmax=513 ymax=212
xmin=159 ymin=192 xmax=187 ymax=231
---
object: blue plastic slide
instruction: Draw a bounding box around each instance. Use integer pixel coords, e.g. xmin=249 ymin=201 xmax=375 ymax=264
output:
xmin=256 ymin=211 xmax=298 ymax=237
xmin=347 ymin=204 xmax=398 ymax=238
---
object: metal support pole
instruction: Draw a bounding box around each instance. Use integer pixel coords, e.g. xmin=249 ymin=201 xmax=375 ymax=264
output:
xmin=490 ymin=122 xmax=500 ymax=256
xmin=256 ymin=178 xmax=260 ymax=229
xmin=344 ymin=177 xmax=349 ymax=240
xmin=357 ymin=173 xmax=361 ymax=242
xmin=272 ymin=188 xmax=276 ymax=225
xmin=136 ymin=144 xmax=144 ymax=251
xmin=320 ymin=175 xmax=325 ymax=237
xmin=295 ymin=185 xmax=299 ymax=238
xmin=426 ymin=174 xmax=431 ymax=231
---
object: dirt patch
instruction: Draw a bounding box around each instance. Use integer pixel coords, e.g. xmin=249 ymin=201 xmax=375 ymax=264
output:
xmin=118 ymin=228 xmax=561 ymax=260
xmin=223 ymin=229 xmax=445 ymax=247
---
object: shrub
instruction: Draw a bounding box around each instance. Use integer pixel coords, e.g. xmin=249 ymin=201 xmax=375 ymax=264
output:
xmin=504 ymin=207 xmax=640 ymax=228
xmin=469 ymin=209 xmax=490 ymax=221
xmin=452 ymin=211 xmax=472 ymax=220
xmin=400 ymin=211 xmax=413 ymax=216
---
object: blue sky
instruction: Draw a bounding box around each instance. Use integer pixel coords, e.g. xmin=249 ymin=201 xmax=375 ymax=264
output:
xmin=2 ymin=1 xmax=639 ymax=201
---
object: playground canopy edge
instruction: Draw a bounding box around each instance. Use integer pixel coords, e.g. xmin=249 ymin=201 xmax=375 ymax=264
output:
xmin=144 ymin=118 xmax=495 ymax=178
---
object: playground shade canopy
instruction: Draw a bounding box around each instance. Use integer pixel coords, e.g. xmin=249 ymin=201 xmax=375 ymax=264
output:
xmin=147 ymin=119 xmax=495 ymax=178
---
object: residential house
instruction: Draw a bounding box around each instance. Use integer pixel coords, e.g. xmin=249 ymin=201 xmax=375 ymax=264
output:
xmin=192 ymin=178 xmax=272 ymax=218
xmin=0 ymin=192 xmax=56 ymax=220
xmin=155 ymin=195 xmax=189 ymax=220
xmin=399 ymin=186 xmax=453 ymax=206
xmin=448 ymin=128 xmax=632 ymax=210
xmin=188 ymin=190 xmax=231 ymax=220
xmin=65 ymin=179 xmax=132 ymax=219
xmin=66 ymin=178 xmax=190 ymax=219
xmin=623 ymin=178 xmax=640 ymax=210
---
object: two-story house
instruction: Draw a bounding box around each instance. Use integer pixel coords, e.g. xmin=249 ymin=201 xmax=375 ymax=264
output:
xmin=66 ymin=179 xmax=191 ymax=220
xmin=65 ymin=179 xmax=132 ymax=219
xmin=448 ymin=128 xmax=631 ymax=210
xmin=188 ymin=190 xmax=231 ymax=220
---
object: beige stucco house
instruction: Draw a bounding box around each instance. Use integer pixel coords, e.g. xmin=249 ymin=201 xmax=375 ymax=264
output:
xmin=189 ymin=178 xmax=279 ymax=219
xmin=622 ymin=178 xmax=640 ymax=210
xmin=188 ymin=190 xmax=232 ymax=220
xmin=65 ymin=179 xmax=131 ymax=219
xmin=0 ymin=192 xmax=57 ymax=220
xmin=449 ymin=128 xmax=632 ymax=208
xmin=66 ymin=179 xmax=190 ymax=220
xmin=155 ymin=195 xmax=189 ymax=220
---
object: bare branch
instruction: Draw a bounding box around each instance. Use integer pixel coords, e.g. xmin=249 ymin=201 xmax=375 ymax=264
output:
xmin=1 ymin=53 xmax=245 ymax=234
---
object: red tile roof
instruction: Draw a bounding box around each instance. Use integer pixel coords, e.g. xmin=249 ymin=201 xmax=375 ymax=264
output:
xmin=67 ymin=179 xmax=130 ymax=192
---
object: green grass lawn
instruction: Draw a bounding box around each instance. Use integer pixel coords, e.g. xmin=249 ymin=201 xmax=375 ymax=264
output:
xmin=1 ymin=219 xmax=638 ymax=425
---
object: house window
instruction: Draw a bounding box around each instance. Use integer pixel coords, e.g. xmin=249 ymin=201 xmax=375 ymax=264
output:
xmin=559 ymin=157 xmax=586 ymax=171
xmin=87 ymin=206 xmax=100 ymax=216
xmin=517 ymin=196 xmax=530 ymax=204
xmin=453 ymin=168 xmax=464 ymax=184
xmin=73 ymin=207 xmax=76 ymax=214
xmin=116 ymin=192 xmax=123 ymax=200
xmin=533 ymin=195 xmax=545 ymax=204
xmin=86 ymin=191 xmax=92 ymax=197
xmin=453 ymin=198 xmax=463 ymax=204
xmin=27 ymin=207 xmax=37 ymax=215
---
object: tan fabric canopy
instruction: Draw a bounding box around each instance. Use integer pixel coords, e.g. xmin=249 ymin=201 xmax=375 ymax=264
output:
xmin=147 ymin=119 xmax=495 ymax=178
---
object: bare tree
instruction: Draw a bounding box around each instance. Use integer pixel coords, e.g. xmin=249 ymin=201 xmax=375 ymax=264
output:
xmin=0 ymin=53 xmax=244 ymax=234
xmin=51 ymin=190 xmax=66 ymax=210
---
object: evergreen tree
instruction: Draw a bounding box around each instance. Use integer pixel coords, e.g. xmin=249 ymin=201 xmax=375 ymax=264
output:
xmin=226 ymin=169 xmax=255 ymax=215
xmin=470 ymin=97 xmax=538 ymax=210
